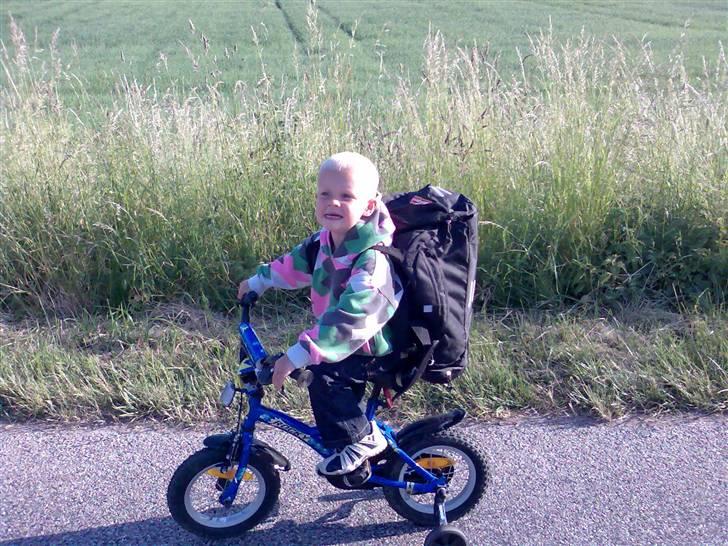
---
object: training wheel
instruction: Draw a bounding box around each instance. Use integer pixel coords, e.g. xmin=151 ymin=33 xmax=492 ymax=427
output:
xmin=423 ymin=524 xmax=468 ymax=546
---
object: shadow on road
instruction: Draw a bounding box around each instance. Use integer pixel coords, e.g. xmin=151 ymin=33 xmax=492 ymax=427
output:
xmin=5 ymin=492 xmax=420 ymax=546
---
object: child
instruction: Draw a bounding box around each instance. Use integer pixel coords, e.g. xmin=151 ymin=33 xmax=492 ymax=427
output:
xmin=237 ymin=152 xmax=402 ymax=476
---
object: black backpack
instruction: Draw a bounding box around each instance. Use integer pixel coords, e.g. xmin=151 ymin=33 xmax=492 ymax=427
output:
xmin=370 ymin=185 xmax=479 ymax=392
xmin=306 ymin=185 xmax=479 ymax=393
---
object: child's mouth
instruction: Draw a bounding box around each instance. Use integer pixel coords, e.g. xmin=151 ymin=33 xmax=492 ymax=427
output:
xmin=324 ymin=213 xmax=343 ymax=220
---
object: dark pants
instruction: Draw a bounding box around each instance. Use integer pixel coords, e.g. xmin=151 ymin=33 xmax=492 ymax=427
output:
xmin=307 ymin=354 xmax=372 ymax=449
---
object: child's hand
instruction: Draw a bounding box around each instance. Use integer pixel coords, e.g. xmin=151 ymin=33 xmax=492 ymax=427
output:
xmin=272 ymin=354 xmax=295 ymax=391
xmin=237 ymin=279 xmax=250 ymax=301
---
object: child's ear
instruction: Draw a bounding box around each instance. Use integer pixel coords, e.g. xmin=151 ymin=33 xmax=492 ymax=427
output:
xmin=361 ymin=198 xmax=377 ymax=217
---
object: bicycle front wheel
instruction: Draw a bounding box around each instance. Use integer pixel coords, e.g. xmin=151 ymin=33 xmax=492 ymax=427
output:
xmin=167 ymin=447 xmax=280 ymax=539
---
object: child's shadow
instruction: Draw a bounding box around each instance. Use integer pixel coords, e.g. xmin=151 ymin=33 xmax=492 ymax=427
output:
xmin=242 ymin=490 xmax=420 ymax=545
xmin=314 ymin=490 xmax=380 ymax=523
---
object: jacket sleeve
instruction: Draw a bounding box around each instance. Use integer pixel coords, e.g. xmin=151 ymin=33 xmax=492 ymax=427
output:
xmin=286 ymin=249 xmax=400 ymax=368
xmin=247 ymin=232 xmax=319 ymax=295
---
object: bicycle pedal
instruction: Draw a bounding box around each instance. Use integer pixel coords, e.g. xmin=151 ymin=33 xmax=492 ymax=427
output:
xmin=342 ymin=460 xmax=372 ymax=488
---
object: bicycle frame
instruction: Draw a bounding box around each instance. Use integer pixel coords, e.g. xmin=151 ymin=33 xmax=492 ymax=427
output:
xmin=219 ymin=382 xmax=446 ymax=505
xmin=218 ymin=296 xmax=447 ymax=506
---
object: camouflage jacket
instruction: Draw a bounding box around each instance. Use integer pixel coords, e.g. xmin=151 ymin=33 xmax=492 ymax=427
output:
xmin=247 ymin=203 xmax=402 ymax=368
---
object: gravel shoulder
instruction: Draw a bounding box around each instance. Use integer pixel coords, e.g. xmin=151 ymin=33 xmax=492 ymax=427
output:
xmin=1 ymin=414 xmax=726 ymax=545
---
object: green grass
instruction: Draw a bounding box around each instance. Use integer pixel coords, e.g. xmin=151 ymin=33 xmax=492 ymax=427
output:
xmin=1 ymin=303 xmax=725 ymax=422
xmin=0 ymin=3 xmax=726 ymax=421
xmin=1 ymin=13 xmax=725 ymax=314
xmin=2 ymin=0 xmax=725 ymax=105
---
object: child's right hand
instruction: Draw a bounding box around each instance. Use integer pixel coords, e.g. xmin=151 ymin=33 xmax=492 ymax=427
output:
xmin=237 ymin=279 xmax=250 ymax=301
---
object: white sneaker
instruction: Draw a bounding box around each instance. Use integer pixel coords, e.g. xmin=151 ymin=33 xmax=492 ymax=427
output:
xmin=317 ymin=421 xmax=387 ymax=476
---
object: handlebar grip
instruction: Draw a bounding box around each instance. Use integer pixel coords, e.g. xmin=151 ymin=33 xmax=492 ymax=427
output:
xmin=254 ymin=353 xmax=312 ymax=388
xmin=239 ymin=291 xmax=259 ymax=323
xmin=255 ymin=365 xmax=273 ymax=386
xmin=240 ymin=291 xmax=258 ymax=306
xmin=254 ymin=352 xmax=281 ymax=385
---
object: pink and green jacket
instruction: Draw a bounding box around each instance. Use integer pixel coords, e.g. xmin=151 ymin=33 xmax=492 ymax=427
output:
xmin=247 ymin=203 xmax=403 ymax=368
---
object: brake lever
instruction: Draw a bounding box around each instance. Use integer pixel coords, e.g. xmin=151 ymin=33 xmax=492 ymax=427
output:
xmin=256 ymin=353 xmax=313 ymax=391
xmin=279 ymin=369 xmax=312 ymax=396
xmin=255 ymin=352 xmax=281 ymax=386
xmin=291 ymin=369 xmax=314 ymax=388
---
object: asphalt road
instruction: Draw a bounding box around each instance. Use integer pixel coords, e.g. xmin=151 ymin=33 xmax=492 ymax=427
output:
xmin=1 ymin=414 xmax=726 ymax=545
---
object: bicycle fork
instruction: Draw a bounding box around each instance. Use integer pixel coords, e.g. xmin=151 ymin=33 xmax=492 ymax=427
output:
xmin=218 ymin=430 xmax=254 ymax=506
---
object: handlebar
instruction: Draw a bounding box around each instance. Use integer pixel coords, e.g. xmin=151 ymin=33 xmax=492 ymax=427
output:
xmin=237 ymin=293 xmax=313 ymax=388
xmin=256 ymin=356 xmax=313 ymax=387
xmin=239 ymin=291 xmax=259 ymax=323
xmin=253 ymin=353 xmax=313 ymax=388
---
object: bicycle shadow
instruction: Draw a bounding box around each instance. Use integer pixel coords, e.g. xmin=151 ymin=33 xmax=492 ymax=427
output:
xmin=4 ymin=492 xmax=421 ymax=546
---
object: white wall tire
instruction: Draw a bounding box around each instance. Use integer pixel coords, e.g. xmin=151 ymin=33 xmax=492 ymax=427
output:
xmin=167 ymin=447 xmax=280 ymax=539
xmin=383 ymin=430 xmax=490 ymax=526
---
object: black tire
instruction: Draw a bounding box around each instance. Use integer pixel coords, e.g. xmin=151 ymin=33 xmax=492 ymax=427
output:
xmin=167 ymin=447 xmax=280 ymax=539
xmin=384 ymin=429 xmax=490 ymax=527
xmin=424 ymin=525 xmax=469 ymax=546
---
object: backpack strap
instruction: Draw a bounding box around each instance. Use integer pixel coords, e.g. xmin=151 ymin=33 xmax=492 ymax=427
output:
xmin=375 ymin=244 xmax=432 ymax=349
xmin=372 ymin=245 xmax=403 ymax=262
xmin=392 ymin=339 xmax=439 ymax=400
xmin=411 ymin=325 xmax=431 ymax=347
xmin=304 ymin=238 xmax=321 ymax=272
xmin=307 ymin=239 xmax=404 ymax=273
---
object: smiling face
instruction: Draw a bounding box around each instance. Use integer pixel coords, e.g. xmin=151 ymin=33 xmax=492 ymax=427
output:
xmin=315 ymin=167 xmax=377 ymax=248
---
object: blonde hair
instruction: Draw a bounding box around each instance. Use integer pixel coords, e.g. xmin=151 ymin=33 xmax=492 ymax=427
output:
xmin=319 ymin=152 xmax=379 ymax=196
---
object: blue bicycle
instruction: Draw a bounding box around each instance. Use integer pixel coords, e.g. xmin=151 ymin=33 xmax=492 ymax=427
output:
xmin=167 ymin=293 xmax=489 ymax=545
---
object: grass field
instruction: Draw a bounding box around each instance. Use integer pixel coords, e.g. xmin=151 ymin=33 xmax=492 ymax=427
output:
xmin=1 ymin=2 xmax=726 ymax=422
xmin=3 ymin=10 xmax=725 ymax=314
xmin=1 ymin=302 xmax=725 ymax=422
xmin=2 ymin=0 xmax=726 ymax=103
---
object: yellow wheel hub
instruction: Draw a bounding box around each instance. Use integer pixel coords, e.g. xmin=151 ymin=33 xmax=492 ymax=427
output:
xmin=206 ymin=466 xmax=254 ymax=481
xmin=415 ymin=455 xmax=455 ymax=470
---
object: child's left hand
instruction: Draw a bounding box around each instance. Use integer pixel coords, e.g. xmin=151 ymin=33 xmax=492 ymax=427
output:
xmin=272 ymin=354 xmax=296 ymax=391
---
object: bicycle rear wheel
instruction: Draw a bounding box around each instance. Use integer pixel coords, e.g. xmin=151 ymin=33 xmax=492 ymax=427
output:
xmin=383 ymin=430 xmax=490 ymax=526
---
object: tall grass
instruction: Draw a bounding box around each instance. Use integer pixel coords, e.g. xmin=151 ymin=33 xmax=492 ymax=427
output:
xmin=1 ymin=16 xmax=726 ymax=316
xmin=1 ymin=303 xmax=725 ymax=422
